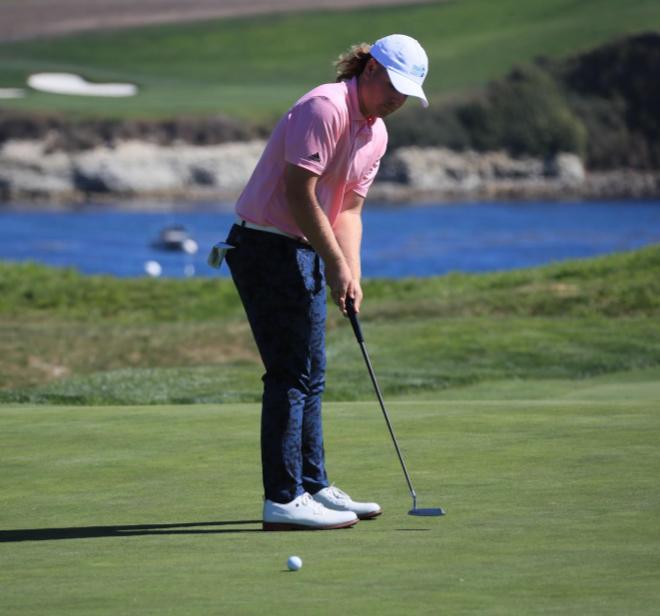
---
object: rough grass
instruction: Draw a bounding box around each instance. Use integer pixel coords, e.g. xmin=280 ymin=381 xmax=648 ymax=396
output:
xmin=0 ymin=0 xmax=659 ymax=119
xmin=0 ymin=245 xmax=659 ymax=404
xmin=2 ymin=243 xmax=658 ymax=322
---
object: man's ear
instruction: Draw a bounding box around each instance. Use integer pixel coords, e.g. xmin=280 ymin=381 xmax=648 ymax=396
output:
xmin=363 ymin=58 xmax=379 ymax=79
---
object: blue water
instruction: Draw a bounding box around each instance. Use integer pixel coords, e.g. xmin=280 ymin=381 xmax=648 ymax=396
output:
xmin=1 ymin=201 xmax=659 ymax=278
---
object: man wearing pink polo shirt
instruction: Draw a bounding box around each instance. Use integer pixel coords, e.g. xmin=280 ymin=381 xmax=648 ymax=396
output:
xmin=225 ymin=34 xmax=429 ymax=530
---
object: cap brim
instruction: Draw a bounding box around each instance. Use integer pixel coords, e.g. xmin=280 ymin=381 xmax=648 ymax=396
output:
xmin=387 ymin=68 xmax=429 ymax=108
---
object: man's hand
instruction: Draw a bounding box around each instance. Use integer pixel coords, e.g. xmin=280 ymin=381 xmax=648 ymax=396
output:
xmin=346 ymin=278 xmax=363 ymax=314
xmin=325 ymin=258 xmax=354 ymax=314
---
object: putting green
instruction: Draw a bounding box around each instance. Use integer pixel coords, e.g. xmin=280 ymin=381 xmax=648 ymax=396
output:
xmin=1 ymin=375 xmax=659 ymax=614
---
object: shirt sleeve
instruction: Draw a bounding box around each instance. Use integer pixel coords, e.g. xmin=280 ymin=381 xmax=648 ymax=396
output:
xmin=285 ymin=96 xmax=342 ymax=176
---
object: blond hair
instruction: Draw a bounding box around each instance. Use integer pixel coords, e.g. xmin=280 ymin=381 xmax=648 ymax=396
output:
xmin=334 ymin=42 xmax=372 ymax=81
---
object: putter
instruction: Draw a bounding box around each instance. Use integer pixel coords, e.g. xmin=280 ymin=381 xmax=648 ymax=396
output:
xmin=345 ymin=297 xmax=445 ymax=517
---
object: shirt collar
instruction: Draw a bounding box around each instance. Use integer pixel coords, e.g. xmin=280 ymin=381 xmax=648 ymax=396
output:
xmin=347 ymin=76 xmax=376 ymax=126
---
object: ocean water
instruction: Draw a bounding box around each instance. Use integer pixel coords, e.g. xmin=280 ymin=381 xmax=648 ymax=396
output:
xmin=1 ymin=200 xmax=659 ymax=278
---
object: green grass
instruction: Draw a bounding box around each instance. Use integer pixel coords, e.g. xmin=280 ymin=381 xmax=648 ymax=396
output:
xmin=1 ymin=374 xmax=659 ymax=614
xmin=2 ymin=315 xmax=659 ymax=404
xmin=1 ymin=245 xmax=659 ymax=403
xmin=1 ymin=235 xmax=659 ymax=612
xmin=1 ymin=0 xmax=659 ymax=119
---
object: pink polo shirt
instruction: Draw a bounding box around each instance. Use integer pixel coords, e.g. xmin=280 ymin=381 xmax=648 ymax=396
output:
xmin=235 ymin=77 xmax=387 ymax=237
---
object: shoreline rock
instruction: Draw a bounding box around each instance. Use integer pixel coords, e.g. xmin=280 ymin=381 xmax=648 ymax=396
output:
xmin=1 ymin=140 xmax=658 ymax=207
xmin=372 ymin=147 xmax=660 ymax=203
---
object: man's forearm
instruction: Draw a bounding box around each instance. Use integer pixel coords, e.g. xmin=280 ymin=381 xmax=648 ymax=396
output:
xmin=288 ymin=190 xmax=345 ymax=265
xmin=285 ymin=163 xmax=356 ymax=312
xmin=334 ymin=209 xmax=362 ymax=280
xmin=285 ymin=165 xmax=347 ymax=269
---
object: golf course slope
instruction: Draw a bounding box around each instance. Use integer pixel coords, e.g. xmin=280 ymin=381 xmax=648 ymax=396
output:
xmin=1 ymin=243 xmax=659 ymax=404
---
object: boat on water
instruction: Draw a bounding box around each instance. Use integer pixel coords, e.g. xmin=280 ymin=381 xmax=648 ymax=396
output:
xmin=151 ymin=225 xmax=195 ymax=252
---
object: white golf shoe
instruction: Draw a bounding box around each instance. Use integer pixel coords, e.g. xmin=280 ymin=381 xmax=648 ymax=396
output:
xmin=262 ymin=492 xmax=359 ymax=531
xmin=312 ymin=485 xmax=382 ymax=520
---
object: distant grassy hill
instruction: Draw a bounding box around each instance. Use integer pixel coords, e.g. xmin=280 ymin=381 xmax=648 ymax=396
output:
xmin=0 ymin=0 xmax=659 ymax=120
xmin=1 ymin=245 xmax=658 ymax=404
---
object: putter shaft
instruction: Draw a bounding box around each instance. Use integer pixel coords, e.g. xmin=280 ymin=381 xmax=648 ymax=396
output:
xmin=346 ymin=298 xmax=445 ymax=516
xmin=346 ymin=298 xmax=417 ymax=503
xmin=357 ymin=338 xmax=418 ymax=504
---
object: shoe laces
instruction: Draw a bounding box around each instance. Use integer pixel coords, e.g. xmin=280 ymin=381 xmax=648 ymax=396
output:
xmin=299 ymin=492 xmax=324 ymax=514
xmin=327 ymin=485 xmax=350 ymax=502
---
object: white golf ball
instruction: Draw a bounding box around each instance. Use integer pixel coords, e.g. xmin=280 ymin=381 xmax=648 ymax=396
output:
xmin=287 ymin=556 xmax=302 ymax=571
xmin=144 ymin=260 xmax=162 ymax=277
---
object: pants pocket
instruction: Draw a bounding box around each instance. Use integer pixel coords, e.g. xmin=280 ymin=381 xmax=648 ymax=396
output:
xmin=295 ymin=248 xmax=325 ymax=295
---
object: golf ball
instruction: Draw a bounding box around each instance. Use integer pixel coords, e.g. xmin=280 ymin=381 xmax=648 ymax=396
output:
xmin=144 ymin=260 xmax=162 ymax=277
xmin=287 ymin=556 xmax=303 ymax=571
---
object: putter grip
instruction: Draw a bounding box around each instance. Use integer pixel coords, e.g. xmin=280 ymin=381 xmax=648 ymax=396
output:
xmin=345 ymin=297 xmax=364 ymax=343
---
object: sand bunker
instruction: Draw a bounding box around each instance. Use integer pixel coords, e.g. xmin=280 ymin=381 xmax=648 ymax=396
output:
xmin=27 ymin=73 xmax=137 ymax=97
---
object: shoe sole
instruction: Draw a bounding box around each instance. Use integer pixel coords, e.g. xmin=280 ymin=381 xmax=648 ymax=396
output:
xmin=262 ymin=518 xmax=358 ymax=531
xmin=358 ymin=509 xmax=383 ymax=520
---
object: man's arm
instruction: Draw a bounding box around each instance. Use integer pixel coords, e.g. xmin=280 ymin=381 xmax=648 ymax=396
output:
xmin=284 ymin=163 xmax=353 ymax=314
xmin=333 ymin=191 xmax=364 ymax=312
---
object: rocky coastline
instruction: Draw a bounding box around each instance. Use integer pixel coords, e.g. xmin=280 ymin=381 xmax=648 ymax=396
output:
xmin=1 ymin=138 xmax=658 ymax=207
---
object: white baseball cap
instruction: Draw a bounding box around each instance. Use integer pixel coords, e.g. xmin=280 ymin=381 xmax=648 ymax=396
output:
xmin=370 ymin=34 xmax=429 ymax=108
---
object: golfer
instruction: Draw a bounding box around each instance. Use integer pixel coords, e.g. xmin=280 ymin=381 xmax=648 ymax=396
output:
xmin=225 ymin=34 xmax=429 ymax=530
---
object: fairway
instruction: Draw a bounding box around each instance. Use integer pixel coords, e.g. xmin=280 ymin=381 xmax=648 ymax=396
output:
xmin=2 ymin=374 xmax=659 ymax=614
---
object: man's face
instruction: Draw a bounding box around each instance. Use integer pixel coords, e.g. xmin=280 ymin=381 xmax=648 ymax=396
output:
xmin=359 ymin=59 xmax=408 ymax=118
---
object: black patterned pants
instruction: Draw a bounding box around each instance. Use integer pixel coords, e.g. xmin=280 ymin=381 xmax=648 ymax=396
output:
xmin=226 ymin=224 xmax=330 ymax=503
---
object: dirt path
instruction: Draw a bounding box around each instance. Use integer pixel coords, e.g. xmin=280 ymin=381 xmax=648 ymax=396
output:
xmin=0 ymin=0 xmax=438 ymax=42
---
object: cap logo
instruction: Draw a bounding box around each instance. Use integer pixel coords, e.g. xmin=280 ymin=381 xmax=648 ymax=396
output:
xmin=411 ymin=64 xmax=426 ymax=78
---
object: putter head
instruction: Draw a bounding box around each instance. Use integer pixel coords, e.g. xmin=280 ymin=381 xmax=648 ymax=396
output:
xmin=409 ymin=507 xmax=446 ymax=517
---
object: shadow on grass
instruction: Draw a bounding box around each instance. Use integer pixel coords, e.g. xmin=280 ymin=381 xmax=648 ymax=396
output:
xmin=0 ymin=519 xmax=263 ymax=542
